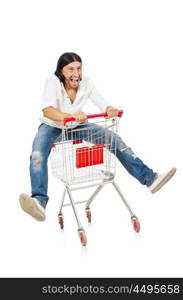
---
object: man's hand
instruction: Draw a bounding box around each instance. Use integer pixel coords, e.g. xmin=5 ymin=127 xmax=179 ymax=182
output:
xmin=72 ymin=111 xmax=87 ymax=122
xmin=106 ymin=106 xmax=119 ymax=118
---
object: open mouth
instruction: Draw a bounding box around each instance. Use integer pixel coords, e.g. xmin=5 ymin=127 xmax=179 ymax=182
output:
xmin=70 ymin=79 xmax=79 ymax=84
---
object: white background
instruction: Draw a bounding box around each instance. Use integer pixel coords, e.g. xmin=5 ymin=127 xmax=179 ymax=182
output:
xmin=0 ymin=0 xmax=183 ymax=277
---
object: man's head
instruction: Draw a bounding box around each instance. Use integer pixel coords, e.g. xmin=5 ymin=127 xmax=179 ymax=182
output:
xmin=55 ymin=52 xmax=82 ymax=89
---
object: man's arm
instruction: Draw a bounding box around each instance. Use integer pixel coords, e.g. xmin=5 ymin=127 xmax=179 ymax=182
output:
xmin=42 ymin=106 xmax=72 ymax=121
xmin=42 ymin=106 xmax=87 ymax=122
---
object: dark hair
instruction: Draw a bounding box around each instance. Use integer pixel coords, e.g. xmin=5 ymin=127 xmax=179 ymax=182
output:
xmin=55 ymin=52 xmax=82 ymax=84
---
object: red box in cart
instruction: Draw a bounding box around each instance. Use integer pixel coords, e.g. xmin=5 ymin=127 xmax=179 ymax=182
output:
xmin=76 ymin=147 xmax=90 ymax=168
xmin=76 ymin=144 xmax=104 ymax=168
xmin=90 ymin=144 xmax=104 ymax=165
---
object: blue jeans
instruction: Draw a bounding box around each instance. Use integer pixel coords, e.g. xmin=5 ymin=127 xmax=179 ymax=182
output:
xmin=30 ymin=123 xmax=157 ymax=207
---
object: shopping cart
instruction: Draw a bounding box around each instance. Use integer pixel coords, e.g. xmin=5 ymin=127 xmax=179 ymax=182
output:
xmin=50 ymin=111 xmax=140 ymax=246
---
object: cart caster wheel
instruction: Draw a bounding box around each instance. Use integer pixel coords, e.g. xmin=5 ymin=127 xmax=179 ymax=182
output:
xmin=79 ymin=231 xmax=87 ymax=246
xmin=58 ymin=215 xmax=64 ymax=229
xmin=132 ymin=217 xmax=140 ymax=233
xmin=86 ymin=210 xmax=91 ymax=223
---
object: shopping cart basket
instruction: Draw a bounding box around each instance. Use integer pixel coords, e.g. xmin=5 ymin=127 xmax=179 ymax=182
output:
xmin=50 ymin=111 xmax=140 ymax=246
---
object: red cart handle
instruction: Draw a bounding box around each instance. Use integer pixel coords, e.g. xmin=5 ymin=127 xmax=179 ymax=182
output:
xmin=63 ymin=110 xmax=123 ymax=125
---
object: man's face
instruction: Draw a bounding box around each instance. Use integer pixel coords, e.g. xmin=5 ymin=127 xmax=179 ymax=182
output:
xmin=62 ymin=61 xmax=82 ymax=89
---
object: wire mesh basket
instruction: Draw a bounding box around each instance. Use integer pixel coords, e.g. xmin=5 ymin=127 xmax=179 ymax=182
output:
xmin=50 ymin=115 xmax=120 ymax=186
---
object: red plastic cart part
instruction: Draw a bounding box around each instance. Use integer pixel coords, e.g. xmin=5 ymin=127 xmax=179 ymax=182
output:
xmin=132 ymin=218 xmax=140 ymax=233
xmin=76 ymin=144 xmax=104 ymax=168
xmin=76 ymin=147 xmax=90 ymax=168
xmin=86 ymin=210 xmax=91 ymax=223
xmin=73 ymin=140 xmax=83 ymax=144
xmin=51 ymin=140 xmax=83 ymax=148
xmin=79 ymin=231 xmax=87 ymax=246
xmin=63 ymin=110 xmax=123 ymax=125
xmin=58 ymin=215 xmax=64 ymax=229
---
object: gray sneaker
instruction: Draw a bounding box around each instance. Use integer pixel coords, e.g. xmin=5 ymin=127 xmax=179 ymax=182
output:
xmin=19 ymin=193 xmax=46 ymax=221
xmin=148 ymin=167 xmax=177 ymax=194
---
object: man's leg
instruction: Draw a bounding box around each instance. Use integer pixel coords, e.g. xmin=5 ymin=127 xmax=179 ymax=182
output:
xmin=77 ymin=123 xmax=157 ymax=186
xmin=115 ymin=144 xmax=157 ymax=186
xmin=19 ymin=124 xmax=61 ymax=221
xmin=114 ymin=133 xmax=176 ymax=192
xmin=62 ymin=122 xmax=176 ymax=192
xmin=30 ymin=123 xmax=61 ymax=207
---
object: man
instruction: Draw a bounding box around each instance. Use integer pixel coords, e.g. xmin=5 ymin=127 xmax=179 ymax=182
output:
xmin=19 ymin=52 xmax=176 ymax=221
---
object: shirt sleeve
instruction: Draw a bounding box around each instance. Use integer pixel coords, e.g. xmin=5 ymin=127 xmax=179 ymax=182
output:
xmin=88 ymin=80 xmax=111 ymax=112
xmin=41 ymin=75 xmax=58 ymax=109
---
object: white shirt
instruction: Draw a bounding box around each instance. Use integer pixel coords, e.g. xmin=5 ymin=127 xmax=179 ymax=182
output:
xmin=40 ymin=74 xmax=110 ymax=128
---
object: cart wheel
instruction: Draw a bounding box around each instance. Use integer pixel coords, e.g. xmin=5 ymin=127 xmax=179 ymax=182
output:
xmin=86 ymin=210 xmax=91 ymax=223
xmin=79 ymin=231 xmax=87 ymax=246
xmin=132 ymin=217 xmax=140 ymax=233
xmin=58 ymin=215 xmax=64 ymax=229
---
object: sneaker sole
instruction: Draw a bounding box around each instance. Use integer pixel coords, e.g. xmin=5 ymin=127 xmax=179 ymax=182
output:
xmin=151 ymin=167 xmax=177 ymax=194
xmin=19 ymin=193 xmax=45 ymax=221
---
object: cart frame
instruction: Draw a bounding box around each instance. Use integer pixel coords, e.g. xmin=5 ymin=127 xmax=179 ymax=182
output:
xmin=50 ymin=111 xmax=140 ymax=246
